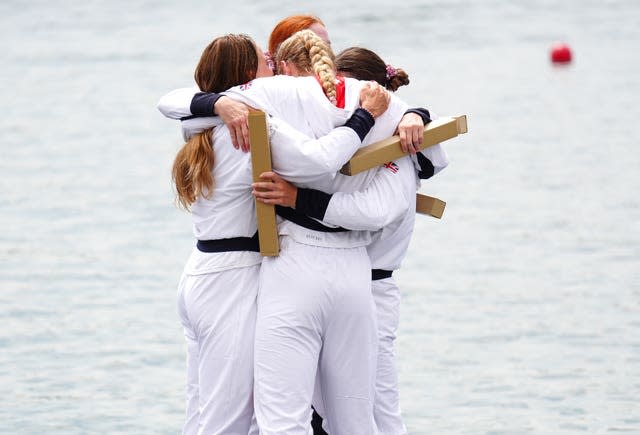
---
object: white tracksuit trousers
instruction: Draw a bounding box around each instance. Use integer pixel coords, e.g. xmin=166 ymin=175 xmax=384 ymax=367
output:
xmin=313 ymin=277 xmax=408 ymax=435
xmin=177 ymin=264 xmax=260 ymax=435
xmin=372 ymin=277 xmax=407 ymax=435
xmin=253 ymin=236 xmax=378 ymax=435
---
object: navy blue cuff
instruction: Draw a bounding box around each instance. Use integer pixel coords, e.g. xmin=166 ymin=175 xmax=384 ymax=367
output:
xmin=406 ymin=108 xmax=435 ymax=178
xmin=405 ymin=107 xmax=432 ymax=125
xmin=295 ymin=188 xmax=333 ymax=220
xmin=344 ymin=108 xmax=375 ymax=141
xmin=190 ymin=92 xmax=223 ymax=117
xmin=416 ymin=152 xmax=435 ymax=179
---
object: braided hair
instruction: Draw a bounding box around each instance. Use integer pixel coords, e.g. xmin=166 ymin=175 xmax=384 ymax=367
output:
xmin=275 ymin=29 xmax=338 ymax=104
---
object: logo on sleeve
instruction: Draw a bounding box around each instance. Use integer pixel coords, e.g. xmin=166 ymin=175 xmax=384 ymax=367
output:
xmin=239 ymin=81 xmax=253 ymax=91
xmin=383 ymin=161 xmax=399 ymax=173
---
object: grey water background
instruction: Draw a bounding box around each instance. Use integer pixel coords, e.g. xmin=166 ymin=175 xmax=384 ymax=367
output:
xmin=1 ymin=0 xmax=639 ymax=433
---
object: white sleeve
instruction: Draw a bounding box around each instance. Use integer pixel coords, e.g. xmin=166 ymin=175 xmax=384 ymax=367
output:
xmin=180 ymin=117 xmax=224 ymax=141
xmin=423 ymin=112 xmax=449 ymax=174
xmin=180 ymin=110 xmax=362 ymax=174
xmin=222 ymin=76 xmax=302 ymax=118
xmin=157 ymin=77 xmax=300 ymax=122
xmin=268 ymin=117 xmax=361 ymax=183
xmin=156 ymin=87 xmax=199 ymax=119
xmin=409 ymin=112 xmax=450 ymax=176
xmin=177 ymin=114 xmax=362 ymax=181
xmin=321 ymin=157 xmax=412 ymax=231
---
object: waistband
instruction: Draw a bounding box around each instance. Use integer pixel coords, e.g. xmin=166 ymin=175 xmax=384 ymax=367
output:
xmin=371 ymin=269 xmax=394 ymax=281
xmin=196 ymin=232 xmax=259 ymax=253
xmin=276 ymin=206 xmax=348 ymax=233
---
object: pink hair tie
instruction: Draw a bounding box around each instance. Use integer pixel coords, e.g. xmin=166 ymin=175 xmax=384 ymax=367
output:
xmin=264 ymin=51 xmax=276 ymax=74
xmin=385 ymin=64 xmax=397 ymax=80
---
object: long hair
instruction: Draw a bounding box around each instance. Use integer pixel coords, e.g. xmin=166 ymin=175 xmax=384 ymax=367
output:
xmin=172 ymin=34 xmax=258 ymax=210
xmin=275 ymin=29 xmax=338 ymax=104
xmin=268 ymin=14 xmax=325 ymax=56
xmin=335 ymin=47 xmax=409 ymax=92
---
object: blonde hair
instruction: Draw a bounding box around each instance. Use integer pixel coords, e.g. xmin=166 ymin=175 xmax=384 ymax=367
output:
xmin=275 ymin=29 xmax=338 ymax=104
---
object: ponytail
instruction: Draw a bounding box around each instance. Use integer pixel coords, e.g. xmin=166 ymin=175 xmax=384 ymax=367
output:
xmin=172 ymin=129 xmax=215 ymax=210
xmin=385 ymin=67 xmax=410 ymax=92
xmin=171 ymin=33 xmax=259 ymax=210
xmin=336 ymin=47 xmax=410 ymax=92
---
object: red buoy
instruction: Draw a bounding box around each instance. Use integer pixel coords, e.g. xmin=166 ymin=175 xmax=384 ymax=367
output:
xmin=550 ymin=43 xmax=572 ymax=63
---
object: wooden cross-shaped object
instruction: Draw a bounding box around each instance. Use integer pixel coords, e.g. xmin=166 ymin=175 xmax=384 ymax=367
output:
xmin=340 ymin=115 xmax=467 ymax=221
xmin=340 ymin=115 xmax=467 ymax=176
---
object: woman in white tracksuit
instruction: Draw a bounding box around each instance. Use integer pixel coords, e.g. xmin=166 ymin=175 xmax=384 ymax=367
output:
xmin=258 ymin=142 xmax=448 ymax=435
xmin=252 ymin=48 xmax=451 ymax=435
xmin=244 ymin=31 xmax=408 ymax=435
xmin=162 ymin=31 xmax=418 ymax=434
xmin=333 ymin=48 xmax=450 ymax=435
xmin=167 ymin=34 xmax=393 ymax=435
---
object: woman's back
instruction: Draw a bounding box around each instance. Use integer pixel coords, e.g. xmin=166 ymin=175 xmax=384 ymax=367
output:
xmin=183 ymin=125 xmax=262 ymax=276
xmin=190 ymin=126 xmax=257 ymax=241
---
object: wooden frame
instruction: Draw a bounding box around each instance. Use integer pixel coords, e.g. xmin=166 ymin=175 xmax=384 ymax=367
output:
xmin=415 ymin=194 xmax=446 ymax=219
xmin=248 ymin=111 xmax=279 ymax=256
xmin=340 ymin=115 xmax=468 ymax=176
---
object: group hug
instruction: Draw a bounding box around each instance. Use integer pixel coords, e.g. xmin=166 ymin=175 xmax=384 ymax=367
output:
xmin=157 ymin=13 xmax=449 ymax=435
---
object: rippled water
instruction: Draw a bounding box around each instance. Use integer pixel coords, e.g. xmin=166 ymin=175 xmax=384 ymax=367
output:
xmin=1 ymin=0 xmax=639 ymax=433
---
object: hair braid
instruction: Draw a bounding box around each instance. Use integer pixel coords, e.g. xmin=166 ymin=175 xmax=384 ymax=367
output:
xmin=301 ymin=30 xmax=337 ymax=104
xmin=276 ymin=29 xmax=338 ymax=105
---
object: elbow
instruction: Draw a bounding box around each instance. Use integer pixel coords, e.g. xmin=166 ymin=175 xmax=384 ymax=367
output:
xmin=297 ymin=150 xmax=342 ymax=177
xmin=363 ymin=190 xmax=410 ymax=230
xmin=433 ymin=164 xmax=448 ymax=175
xmin=384 ymin=197 xmax=410 ymax=227
xmin=433 ymin=152 xmax=450 ymax=175
xmin=422 ymin=144 xmax=450 ymax=176
xmin=156 ymin=98 xmax=168 ymax=116
xmin=367 ymin=206 xmax=401 ymax=230
xmin=156 ymin=97 xmax=177 ymax=119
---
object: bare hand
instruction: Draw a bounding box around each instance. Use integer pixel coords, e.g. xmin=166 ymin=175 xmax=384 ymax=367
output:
xmin=251 ymin=171 xmax=298 ymax=207
xmin=359 ymin=82 xmax=390 ymax=118
xmin=396 ymin=113 xmax=424 ymax=154
xmin=214 ymin=96 xmax=252 ymax=152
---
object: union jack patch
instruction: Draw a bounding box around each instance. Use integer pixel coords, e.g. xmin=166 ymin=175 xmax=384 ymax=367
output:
xmin=383 ymin=161 xmax=399 ymax=173
xmin=239 ymin=81 xmax=253 ymax=91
